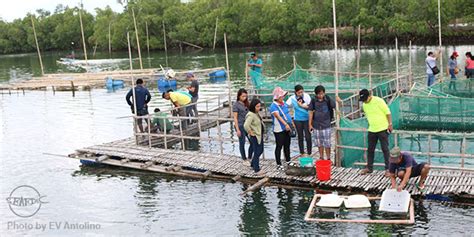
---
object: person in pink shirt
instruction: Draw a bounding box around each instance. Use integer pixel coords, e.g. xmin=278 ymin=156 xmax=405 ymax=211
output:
xmin=465 ymin=52 xmax=474 ymax=79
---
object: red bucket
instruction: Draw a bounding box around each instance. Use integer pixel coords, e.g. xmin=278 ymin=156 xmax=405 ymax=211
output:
xmin=315 ymin=160 xmax=332 ymax=181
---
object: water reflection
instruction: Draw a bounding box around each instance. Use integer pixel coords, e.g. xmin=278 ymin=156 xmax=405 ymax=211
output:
xmin=239 ymin=187 xmax=271 ymax=235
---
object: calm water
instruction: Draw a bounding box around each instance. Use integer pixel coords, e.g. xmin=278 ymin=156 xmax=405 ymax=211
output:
xmin=1 ymin=46 xmax=473 ymax=236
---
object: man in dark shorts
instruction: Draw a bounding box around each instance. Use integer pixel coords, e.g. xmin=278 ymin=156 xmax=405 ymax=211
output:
xmin=388 ymin=147 xmax=431 ymax=193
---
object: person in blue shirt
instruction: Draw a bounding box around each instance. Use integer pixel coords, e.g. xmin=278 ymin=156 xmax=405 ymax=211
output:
xmin=247 ymin=52 xmax=263 ymax=74
xmin=286 ymin=84 xmax=312 ymax=155
xmin=270 ymin=87 xmax=295 ymax=170
xmin=388 ymin=147 xmax=431 ymax=193
xmin=126 ymin=79 xmax=152 ymax=133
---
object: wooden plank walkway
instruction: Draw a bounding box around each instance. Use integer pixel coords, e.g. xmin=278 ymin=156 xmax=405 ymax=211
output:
xmin=69 ymin=140 xmax=474 ymax=197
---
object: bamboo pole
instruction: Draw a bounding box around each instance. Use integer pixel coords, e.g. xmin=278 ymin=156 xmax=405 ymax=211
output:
xmin=127 ymin=32 xmax=138 ymax=145
xmin=78 ymin=3 xmax=88 ymax=63
xmin=145 ymin=21 xmax=150 ymax=59
xmin=162 ymin=20 xmax=168 ymax=67
xmin=356 ymin=24 xmax=361 ymax=90
xmin=108 ymin=22 xmax=112 ymax=58
xmin=408 ymin=40 xmax=412 ymax=87
xmin=438 ymin=0 xmax=444 ymax=83
xmin=213 ymin=17 xmax=218 ymax=50
xmin=332 ymin=0 xmax=341 ymax=166
xmin=395 ymin=37 xmax=400 ymax=93
xmin=30 ymin=15 xmax=45 ymax=76
xmin=224 ymin=33 xmax=232 ymax=117
xmin=132 ymin=8 xmax=143 ymax=70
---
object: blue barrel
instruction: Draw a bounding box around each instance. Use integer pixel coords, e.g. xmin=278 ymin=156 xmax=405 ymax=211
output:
xmin=209 ymin=70 xmax=227 ymax=83
xmin=105 ymin=77 xmax=124 ymax=88
xmin=157 ymin=76 xmax=177 ymax=92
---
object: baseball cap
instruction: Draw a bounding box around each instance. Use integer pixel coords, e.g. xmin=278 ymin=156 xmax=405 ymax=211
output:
xmin=389 ymin=147 xmax=402 ymax=163
xmin=359 ymin=89 xmax=370 ymax=102
xmin=185 ymin=72 xmax=194 ymax=78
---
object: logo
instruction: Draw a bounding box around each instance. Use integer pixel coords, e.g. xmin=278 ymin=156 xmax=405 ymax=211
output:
xmin=6 ymin=185 xmax=47 ymax=218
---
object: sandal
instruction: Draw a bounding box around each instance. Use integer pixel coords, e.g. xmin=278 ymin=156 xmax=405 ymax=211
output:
xmin=416 ymin=183 xmax=427 ymax=194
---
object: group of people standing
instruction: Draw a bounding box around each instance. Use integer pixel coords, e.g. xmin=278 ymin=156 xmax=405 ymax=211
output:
xmin=426 ymin=50 xmax=474 ymax=87
xmin=233 ymin=84 xmax=338 ymax=175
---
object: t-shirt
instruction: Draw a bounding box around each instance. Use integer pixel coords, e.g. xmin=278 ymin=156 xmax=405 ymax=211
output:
xmin=189 ymin=80 xmax=199 ymax=98
xmin=286 ymin=93 xmax=311 ymax=121
xmin=448 ymin=58 xmax=457 ymax=70
xmin=170 ymin=91 xmax=191 ymax=106
xmin=248 ymin=58 xmax=263 ymax=73
xmin=126 ymin=85 xmax=151 ymax=111
xmin=232 ymin=101 xmax=248 ymax=126
xmin=426 ymin=56 xmax=437 ymax=74
xmin=389 ymin=152 xmax=418 ymax=174
xmin=309 ymin=96 xmax=336 ymax=130
xmin=269 ymin=102 xmax=292 ymax=133
xmin=152 ymin=112 xmax=173 ymax=132
xmin=466 ymin=58 xmax=474 ymax=69
xmin=362 ymin=96 xmax=391 ymax=133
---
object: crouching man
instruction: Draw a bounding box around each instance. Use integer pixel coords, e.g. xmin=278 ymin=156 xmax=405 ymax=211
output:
xmin=388 ymin=147 xmax=431 ymax=193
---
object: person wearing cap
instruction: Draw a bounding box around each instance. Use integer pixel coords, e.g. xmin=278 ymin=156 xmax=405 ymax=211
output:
xmin=388 ymin=147 xmax=430 ymax=193
xmin=269 ymin=87 xmax=295 ymax=169
xmin=247 ymin=52 xmax=263 ymax=74
xmin=447 ymin=51 xmax=459 ymax=90
xmin=186 ymin=72 xmax=199 ymax=117
xmin=162 ymin=89 xmax=192 ymax=129
xmin=359 ymin=89 xmax=393 ymax=175
xmin=286 ymin=84 xmax=312 ymax=155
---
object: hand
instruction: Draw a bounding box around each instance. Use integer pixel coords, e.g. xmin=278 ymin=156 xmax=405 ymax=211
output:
xmin=397 ymin=185 xmax=404 ymax=192
xmin=336 ymin=96 xmax=343 ymax=104
xmin=309 ymin=126 xmax=314 ymax=132
xmin=388 ymin=124 xmax=393 ymax=133
xmin=248 ymin=131 xmax=255 ymax=136
xmin=236 ymin=130 xmax=242 ymax=138
xmin=391 ymin=184 xmax=396 ymax=189
xmin=285 ymin=124 xmax=291 ymax=131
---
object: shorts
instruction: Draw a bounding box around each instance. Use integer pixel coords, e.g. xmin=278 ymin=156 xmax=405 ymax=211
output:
xmin=314 ymin=128 xmax=331 ymax=148
xmin=398 ymin=162 xmax=426 ymax=178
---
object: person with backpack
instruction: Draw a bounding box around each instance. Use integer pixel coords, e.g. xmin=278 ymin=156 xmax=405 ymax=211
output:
xmin=308 ymin=85 xmax=336 ymax=161
xmin=162 ymin=89 xmax=192 ymax=128
xmin=426 ymin=51 xmax=440 ymax=86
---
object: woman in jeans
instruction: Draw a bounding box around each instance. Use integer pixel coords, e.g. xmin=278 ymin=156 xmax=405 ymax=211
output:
xmin=269 ymin=87 xmax=295 ymax=170
xmin=244 ymin=98 xmax=265 ymax=174
xmin=447 ymin=51 xmax=459 ymax=90
xmin=233 ymin=89 xmax=252 ymax=165
xmin=286 ymin=84 xmax=312 ymax=155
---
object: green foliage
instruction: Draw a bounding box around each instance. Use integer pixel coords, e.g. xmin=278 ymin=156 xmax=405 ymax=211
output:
xmin=0 ymin=0 xmax=473 ymax=54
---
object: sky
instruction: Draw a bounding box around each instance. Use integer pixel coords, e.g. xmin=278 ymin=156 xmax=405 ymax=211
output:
xmin=0 ymin=0 xmax=124 ymax=22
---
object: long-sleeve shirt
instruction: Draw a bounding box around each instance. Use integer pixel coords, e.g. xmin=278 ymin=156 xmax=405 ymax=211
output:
xmin=126 ymin=85 xmax=151 ymax=111
xmin=244 ymin=112 xmax=264 ymax=144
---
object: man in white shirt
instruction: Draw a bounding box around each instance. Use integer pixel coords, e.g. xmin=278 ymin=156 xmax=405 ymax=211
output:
xmin=426 ymin=51 xmax=439 ymax=86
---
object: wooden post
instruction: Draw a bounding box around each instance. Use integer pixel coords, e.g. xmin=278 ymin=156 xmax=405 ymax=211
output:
xmin=408 ymin=40 xmax=412 ymax=87
xmin=356 ymin=24 xmax=361 ymax=90
xmin=30 ymin=15 xmax=45 ymax=76
xmin=147 ymin=116 xmax=152 ymax=148
xmin=224 ymin=33 xmax=232 ymax=117
xmin=369 ymin=64 xmax=372 ymax=90
xmin=461 ymin=134 xmax=466 ymax=168
xmin=437 ymin=0 xmax=444 ymax=83
xmin=108 ymin=22 xmax=112 ymax=58
xmin=163 ymin=117 xmax=168 ymax=149
xmin=217 ymin=119 xmax=223 ymax=154
xmin=428 ymin=134 xmax=432 ymax=164
xmin=132 ymin=8 xmax=143 ymax=70
xmin=92 ymin=42 xmax=98 ymax=58
xmin=145 ymin=21 xmax=150 ymax=58
xmin=127 ymin=32 xmax=138 ymax=145
xmin=179 ymin=114 xmax=185 ymax=150
xmin=71 ymin=81 xmax=75 ymax=97
xmin=213 ymin=17 xmax=218 ymax=50
xmin=78 ymin=3 xmax=88 ymax=64
xmin=332 ymin=0 xmax=341 ymax=166
xmin=162 ymin=20 xmax=168 ymax=67
xmin=395 ymin=37 xmax=400 ymax=93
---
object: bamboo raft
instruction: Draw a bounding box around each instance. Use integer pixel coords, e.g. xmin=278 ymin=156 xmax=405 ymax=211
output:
xmin=0 ymin=67 xmax=226 ymax=91
xmin=68 ymin=139 xmax=474 ymax=198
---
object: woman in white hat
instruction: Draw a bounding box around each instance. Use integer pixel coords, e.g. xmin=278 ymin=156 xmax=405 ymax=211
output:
xmin=269 ymin=87 xmax=295 ymax=170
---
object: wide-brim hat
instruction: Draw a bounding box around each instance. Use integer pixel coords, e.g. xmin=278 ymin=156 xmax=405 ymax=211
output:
xmin=273 ymin=87 xmax=288 ymax=100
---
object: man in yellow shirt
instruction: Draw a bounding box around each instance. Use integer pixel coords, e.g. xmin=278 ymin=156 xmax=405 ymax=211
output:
xmin=162 ymin=89 xmax=192 ymax=128
xmin=359 ymin=89 xmax=393 ymax=175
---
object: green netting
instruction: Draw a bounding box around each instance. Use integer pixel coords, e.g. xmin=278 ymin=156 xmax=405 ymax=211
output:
xmin=250 ymin=65 xmax=389 ymax=95
xmin=340 ymin=95 xmax=474 ymax=168
xmin=430 ymin=79 xmax=474 ymax=98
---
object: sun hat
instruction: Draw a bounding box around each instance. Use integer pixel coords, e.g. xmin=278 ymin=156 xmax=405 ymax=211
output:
xmin=272 ymin=87 xmax=288 ymax=100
